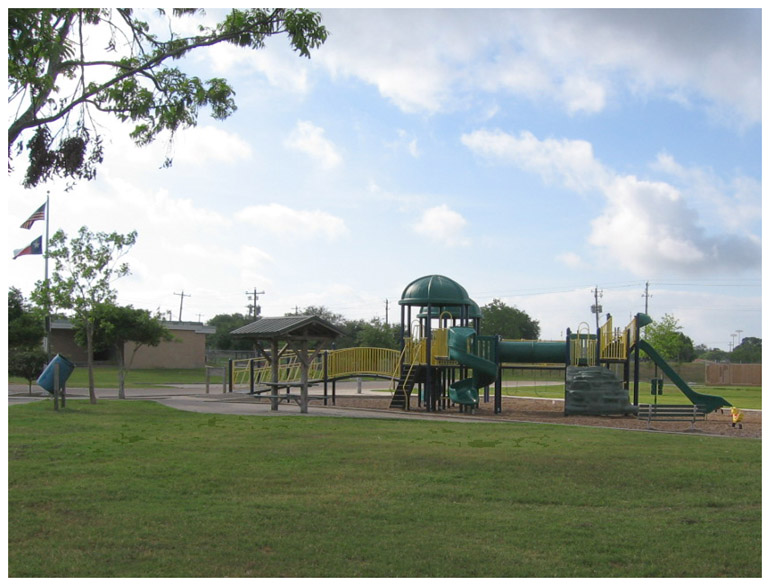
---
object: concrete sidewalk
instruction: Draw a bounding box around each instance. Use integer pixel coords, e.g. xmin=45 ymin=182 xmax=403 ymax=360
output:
xmin=7 ymin=381 xmax=492 ymax=422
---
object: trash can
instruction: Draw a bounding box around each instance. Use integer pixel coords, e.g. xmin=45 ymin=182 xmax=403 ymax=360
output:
xmin=37 ymin=354 xmax=75 ymax=394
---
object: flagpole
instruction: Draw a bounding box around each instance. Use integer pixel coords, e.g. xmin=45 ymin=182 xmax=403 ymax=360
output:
xmin=44 ymin=191 xmax=50 ymax=357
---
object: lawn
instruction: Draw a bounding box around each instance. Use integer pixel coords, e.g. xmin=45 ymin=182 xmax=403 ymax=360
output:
xmin=502 ymin=382 xmax=761 ymax=410
xmin=10 ymin=366 xmax=211 ymax=389
xmin=8 ymin=400 xmax=761 ymax=578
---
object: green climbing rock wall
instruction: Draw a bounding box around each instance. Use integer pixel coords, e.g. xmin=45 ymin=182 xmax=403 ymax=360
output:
xmin=564 ymin=366 xmax=637 ymax=416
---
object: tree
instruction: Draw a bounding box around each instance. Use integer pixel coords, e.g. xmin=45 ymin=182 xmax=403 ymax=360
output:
xmin=9 ymin=348 xmax=49 ymax=395
xmin=31 ymin=226 xmax=137 ymax=403
xmin=644 ymin=313 xmax=695 ymax=363
xmin=207 ymin=313 xmax=254 ymax=352
xmin=479 ymin=299 xmax=540 ymax=340
xmin=8 ymin=8 xmax=328 ymax=188
xmin=9 ymin=287 xmax=45 ymax=349
xmin=74 ymin=303 xmax=173 ymax=398
xmin=695 ymin=345 xmax=730 ymax=363
xmin=290 ymin=305 xmax=346 ymax=327
xmin=731 ymin=337 xmax=761 ymax=363
xmin=355 ymin=318 xmax=400 ymax=349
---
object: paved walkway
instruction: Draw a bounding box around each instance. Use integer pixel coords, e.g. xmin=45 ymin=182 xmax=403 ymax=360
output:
xmin=7 ymin=382 xmax=495 ymax=423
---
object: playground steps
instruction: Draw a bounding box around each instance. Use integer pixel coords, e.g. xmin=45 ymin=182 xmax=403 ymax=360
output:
xmin=389 ymin=364 xmax=420 ymax=409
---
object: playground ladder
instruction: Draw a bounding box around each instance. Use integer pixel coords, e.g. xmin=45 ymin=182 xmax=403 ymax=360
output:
xmin=389 ymin=363 xmax=419 ymax=409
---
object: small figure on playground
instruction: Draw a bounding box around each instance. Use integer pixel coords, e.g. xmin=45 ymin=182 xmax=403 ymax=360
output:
xmin=730 ymin=406 xmax=744 ymax=429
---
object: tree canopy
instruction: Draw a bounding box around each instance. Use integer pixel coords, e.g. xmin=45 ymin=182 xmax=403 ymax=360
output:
xmin=207 ymin=313 xmax=255 ymax=352
xmin=479 ymin=299 xmax=540 ymax=340
xmin=731 ymin=337 xmax=761 ymax=363
xmin=32 ymin=226 xmax=137 ymax=402
xmin=8 ymin=8 xmax=328 ymax=188
xmin=8 ymin=287 xmax=45 ymax=349
xmin=8 ymin=287 xmax=47 ymax=394
xmin=644 ymin=313 xmax=695 ymax=363
xmin=74 ymin=303 xmax=172 ymax=398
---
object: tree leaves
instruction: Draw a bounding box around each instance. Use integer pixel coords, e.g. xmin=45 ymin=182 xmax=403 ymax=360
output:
xmin=9 ymin=8 xmax=328 ymax=188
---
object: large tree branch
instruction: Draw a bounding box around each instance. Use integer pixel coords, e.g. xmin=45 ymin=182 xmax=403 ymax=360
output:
xmin=8 ymin=12 xmax=291 ymax=146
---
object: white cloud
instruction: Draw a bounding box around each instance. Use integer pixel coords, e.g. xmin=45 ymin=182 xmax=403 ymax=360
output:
xmin=412 ymin=204 xmax=470 ymax=247
xmin=462 ymin=128 xmax=760 ymax=276
xmin=284 ymin=121 xmax=342 ymax=169
xmin=317 ymin=9 xmax=759 ymax=127
xmin=171 ymin=125 xmax=253 ymax=165
xmin=236 ymin=203 xmax=348 ymax=241
xmin=208 ymin=42 xmax=312 ymax=94
xmin=559 ymin=74 xmax=607 ymax=114
xmin=461 ymin=129 xmax=609 ymax=193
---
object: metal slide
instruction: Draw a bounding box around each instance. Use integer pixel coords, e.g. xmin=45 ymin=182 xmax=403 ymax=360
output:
xmin=447 ymin=327 xmax=497 ymax=406
xmin=636 ymin=340 xmax=730 ymax=413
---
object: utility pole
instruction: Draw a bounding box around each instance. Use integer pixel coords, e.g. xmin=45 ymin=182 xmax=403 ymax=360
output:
xmin=642 ymin=281 xmax=652 ymax=314
xmin=591 ymin=286 xmax=603 ymax=331
xmin=385 ymin=298 xmax=389 ymax=326
xmin=174 ymin=290 xmax=190 ymax=321
xmin=245 ymin=288 xmax=265 ymax=320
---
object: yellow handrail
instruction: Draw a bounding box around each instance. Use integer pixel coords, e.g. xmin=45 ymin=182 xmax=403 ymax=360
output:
xmin=328 ymin=347 xmax=400 ymax=379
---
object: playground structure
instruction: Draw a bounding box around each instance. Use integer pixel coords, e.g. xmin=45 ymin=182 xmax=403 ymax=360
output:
xmin=228 ymin=275 xmax=731 ymax=417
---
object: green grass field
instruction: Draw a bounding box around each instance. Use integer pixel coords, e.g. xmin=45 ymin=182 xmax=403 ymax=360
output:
xmin=502 ymin=382 xmax=761 ymax=410
xmin=8 ymin=400 xmax=761 ymax=578
xmin=10 ymin=366 xmax=212 ymax=389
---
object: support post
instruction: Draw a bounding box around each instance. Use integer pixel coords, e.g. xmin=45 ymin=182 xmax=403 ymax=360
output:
xmin=53 ymin=360 xmax=60 ymax=411
xmin=323 ymin=351 xmax=329 ymax=406
xmin=633 ymin=328 xmax=640 ymax=406
xmin=270 ymin=340 xmax=280 ymax=411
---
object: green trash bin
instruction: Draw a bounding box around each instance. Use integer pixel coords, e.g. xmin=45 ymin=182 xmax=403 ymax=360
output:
xmin=37 ymin=354 xmax=75 ymax=394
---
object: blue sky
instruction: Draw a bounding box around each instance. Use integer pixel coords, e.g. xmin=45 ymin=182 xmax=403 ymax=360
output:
xmin=7 ymin=8 xmax=762 ymax=350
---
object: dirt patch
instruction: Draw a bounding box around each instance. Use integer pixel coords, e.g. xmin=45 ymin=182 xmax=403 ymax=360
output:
xmin=320 ymin=395 xmax=761 ymax=438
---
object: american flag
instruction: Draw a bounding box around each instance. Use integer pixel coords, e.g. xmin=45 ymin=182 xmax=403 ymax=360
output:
xmin=20 ymin=202 xmax=46 ymax=229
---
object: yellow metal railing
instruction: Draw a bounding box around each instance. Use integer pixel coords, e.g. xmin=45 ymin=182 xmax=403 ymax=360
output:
xmin=231 ymin=352 xmax=325 ymax=387
xmin=570 ymin=322 xmax=596 ymax=366
xmin=599 ymin=315 xmax=627 ymax=360
xmin=431 ymin=328 xmax=449 ymax=359
xmin=328 ymin=347 xmax=400 ymax=379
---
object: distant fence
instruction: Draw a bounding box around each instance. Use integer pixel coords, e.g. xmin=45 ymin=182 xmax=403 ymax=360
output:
xmin=705 ymin=363 xmax=761 ymax=387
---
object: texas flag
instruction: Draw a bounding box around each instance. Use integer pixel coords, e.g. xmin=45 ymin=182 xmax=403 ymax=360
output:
xmin=13 ymin=235 xmax=43 ymax=259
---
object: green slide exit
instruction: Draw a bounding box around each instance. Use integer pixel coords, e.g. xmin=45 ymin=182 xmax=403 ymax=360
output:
xmin=447 ymin=327 xmax=497 ymax=406
xmin=636 ymin=339 xmax=730 ymax=413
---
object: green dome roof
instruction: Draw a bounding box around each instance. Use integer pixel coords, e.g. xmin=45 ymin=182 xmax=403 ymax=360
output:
xmin=399 ymin=275 xmax=472 ymax=307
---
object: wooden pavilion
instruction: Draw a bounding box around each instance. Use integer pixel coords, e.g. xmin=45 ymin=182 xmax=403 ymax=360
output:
xmin=230 ymin=316 xmax=344 ymax=413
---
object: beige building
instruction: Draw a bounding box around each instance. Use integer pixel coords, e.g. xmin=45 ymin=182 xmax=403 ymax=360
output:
xmin=48 ymin=319 xmax=215 ymax=369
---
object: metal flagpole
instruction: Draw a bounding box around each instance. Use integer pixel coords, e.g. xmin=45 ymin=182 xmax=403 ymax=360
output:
xmin=44 ymin=191 xmax=50 ymax=357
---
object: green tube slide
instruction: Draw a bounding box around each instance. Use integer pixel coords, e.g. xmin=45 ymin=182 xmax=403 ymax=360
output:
xmin=498 ymin=340 xmax=567 ymax=364
xmin=636 ymin=340 xmax=730 ymax=413
xmin=447 ymin=327 xmax=497 ymax=406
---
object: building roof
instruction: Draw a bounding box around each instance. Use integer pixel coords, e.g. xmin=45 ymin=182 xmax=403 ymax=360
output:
xmin=399 ymin=274 xmax=473 ymax=307
xmin=50 ymin=318 xmax=215 ymax=334
xmin=230 ymin=316 xmax=344 ymax=340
